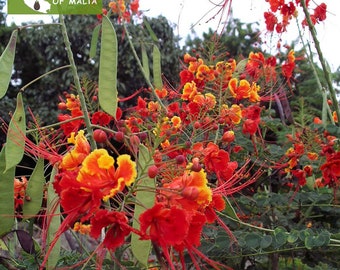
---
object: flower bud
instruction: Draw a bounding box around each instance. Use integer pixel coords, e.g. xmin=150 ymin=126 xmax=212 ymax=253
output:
xmin=114 ymin=131 xmax=125 ymax=142
xmin=222 ymin=130 xmax=235 ymax=143
xmin=93 ymin=129 xmax=107 ymax=143
xmin=148 ymin=165 xmax=159 ymax=178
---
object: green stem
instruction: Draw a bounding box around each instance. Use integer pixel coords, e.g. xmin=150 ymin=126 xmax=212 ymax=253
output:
xmin=18 ymin=23 xmax=61 ymax=31
xmin=295 ymin=19 xmax=334 ymax=125
xmin=26 ymin=116 xmax=84 ymax=134
xmin=219 ymin=211 xmax=275 ymax=233
xmin=300 ymin=0 xmax=340 ymax=126
xmin=20 ymin=65 xmax=71 ymax=92
xmin=59 ymin=15 xmax=96 ymax=149
xmin=122 ymin=23 xmax=167 ymax=112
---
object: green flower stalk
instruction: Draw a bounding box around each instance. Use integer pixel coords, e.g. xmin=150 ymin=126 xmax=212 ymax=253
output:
xmin=300 ymin=0 xmax=340 ymax=126
xmin=59 ymin=15 xmax=97 ymax=149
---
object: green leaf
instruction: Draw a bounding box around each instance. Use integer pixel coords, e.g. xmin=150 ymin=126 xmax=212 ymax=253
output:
xmin=152 ymin=45 xmax=162 ymax=89
xmin=89 ymin=24 xmax=101 ymax=59
xmin=215 ymin=236 xmax=230 ymax=249
xmin=287 ymin=229 xmax=299 ymax=243
xmin=245 ymin=232 xmax=261 ymax=249
xmin=5 ymin=92 xmax=26 ymax=171
xmin=273 ymin=227 xmax=287 ymax=248
xmin=131 ymin=144 xmax=156 ymax=268
xmin=260 ymin=235 xmax=272 ymax=249
xmin=233 ymin=58 xmax=247 ymax=79
xmin=304 ymin=235 xmax=315 ymax=249
xmin=0 ymin=146 xmax=15 ymax=236
xmin=141 ymin=44 xmax=150 ymax=81
xmin=299 ymin=228 xmax=311 ymax=242
xmin=98 ymin=15 xmax=118 ymax=118
xmin=143 ymin=17 xmax=158 ymax=44
xmin=0 ymin=29 xmax=17 ymax=99
xmin=46 ymin=166 xmax=61 ymax=270
xmin=325 ymin=124 xmax=340 ymax=137
xmin=23 ymin=158 xmax=45 ymax=218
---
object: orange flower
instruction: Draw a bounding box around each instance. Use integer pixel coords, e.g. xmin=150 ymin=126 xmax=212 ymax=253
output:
xmin=249 ymin=82 xmax=261 ymax=102
xmin=155 ymin=87 xmax=168 ymax=98
xmin=109 ymin=0 xmax=126 ymax=14
xmin=60 ymin=130 xmax=91 ymax=170
xmin=313 ymin=117 xmax=323 ymax=124
xmin=188 ymin=58 xmax=203 ymax=73
xmin=77 ymin=150 xmax=136 ymax=200
xmin=333 ymin=111 xmax=338 ymax=123
xmin=192 ymin=93 xmax=216 ymax=110
xmin=171 ymin=116 xmax=181 ymax=129
xmin=228 ymin=78 xmax=251 ymax=100
xmin=148 ymin=101 xmax=161 ymax=112
xmin=73 ymin=222 xmax=91 ymax=235
xmin=196 ymin=64 xmax=215 ymax=82
xmin=181 ymin=81 xmax=198 ymax=101
xmin=215 ymin=59 xmax=236 ymax=75
xmin=220 ymin=104 xmax=242 ymax=125
xmin=164 ymin=169 xmax=212 ymax=209
xmin=183 ymin=53 xmax=197 ymax=63
xmin=282 ymin=50 xmax=295 ymax=83
xmin=307 ymin=152 xmax=318 ymax=161
xmin=14 ymin=176 xmax=28 ymax=209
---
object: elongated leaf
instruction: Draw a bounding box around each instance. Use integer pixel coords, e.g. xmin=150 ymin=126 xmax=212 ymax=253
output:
xmin=143 ymin=17 xmax=158 ymax=44
xmin=15 ymin=230 xmax=35 ymax=255
xmin=23 ymin=158 xmax=45 ymax=218
xmin=141 ymin=44 xmax=150 ymax=81
xmin=89 ymin=24 xmax=101 ymax=59
xmin=131 ymin=144 xmax=156 ymax=267
xmin=5 ymin=92 xmax=26 ymax=171
xmin=0 ymin=29 xmax=17 ymax=99
xmin=46 ymin=166 xmax=61 ymax=270
xmin=98 ymin=15 xmax=118 ymax=118
xmin=0 ymin=146 xmax=15 ymax=236
xmin=152 ymin=45 xmax=162 ymax=89
xmin=322 ymin=91 xmax=328 ymax=126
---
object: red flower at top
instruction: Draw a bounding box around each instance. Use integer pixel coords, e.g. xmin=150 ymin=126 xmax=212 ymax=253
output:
xmin=314 ymin=3 xmax=327 ymax=21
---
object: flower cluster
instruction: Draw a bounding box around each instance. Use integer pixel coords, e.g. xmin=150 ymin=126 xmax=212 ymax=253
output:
xmin=36 ymin=47 xmax=302 ymax=268
xmin=108 ymin=0 xmax=139 ymax=23
xmin=264 ymin=0 xmax=327 ymax=33
xmin=271 ymin=121 xmax=340 ymax=190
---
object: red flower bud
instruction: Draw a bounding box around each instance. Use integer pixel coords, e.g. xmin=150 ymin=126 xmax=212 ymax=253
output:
xmin=58 ymin=102 xmax=67 ymax=110
xmin=175 ymin=154 xmax=185 ymax=164
xmin=114 ymin=131 xmax=125 ymax=142
xmin=222 ymin=131 xmax=235 ymax=143
xmin=93 ymin=129 xmax=107 ymax=143
xmin=148 ymin=165 xmax=159 ymax=178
